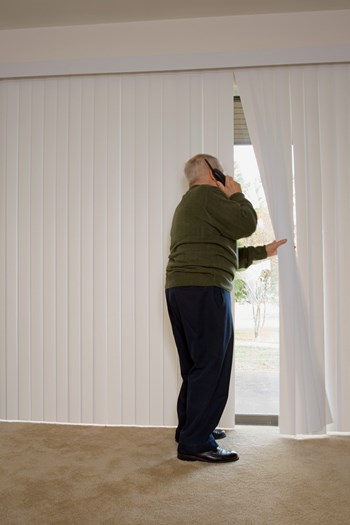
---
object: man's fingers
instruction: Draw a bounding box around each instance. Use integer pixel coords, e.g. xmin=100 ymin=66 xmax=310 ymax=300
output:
xmin=275 ymin=239 xmax=287 ymax=247
xmin=266 ymin=238 xmax=288 ymax=257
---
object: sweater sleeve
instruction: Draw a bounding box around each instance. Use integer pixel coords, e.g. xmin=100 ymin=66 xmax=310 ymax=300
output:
xmin=206 ymin=188 xmax=258 ymax=240
xmin=238 ymin=245 xmax=267 ymax=269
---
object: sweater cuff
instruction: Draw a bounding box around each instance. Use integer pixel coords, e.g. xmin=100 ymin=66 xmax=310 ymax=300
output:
xmin=229 ymin=192 xmax=246 ymax=202
xmin=254 ymin=245 xmax=268 ymax=260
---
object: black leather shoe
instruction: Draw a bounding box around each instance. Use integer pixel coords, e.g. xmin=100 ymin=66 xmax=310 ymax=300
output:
xmin=212 ymin=428 xmax=226 ymax=440
xmin=178 ymin=447 xmax=239 ymax=463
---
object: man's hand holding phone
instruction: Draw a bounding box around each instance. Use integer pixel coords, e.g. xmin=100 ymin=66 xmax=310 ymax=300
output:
xmin=204 ymin=158 xmax=242 ymax=197
xmin=216 ymin=176 xmax=242 ymax=198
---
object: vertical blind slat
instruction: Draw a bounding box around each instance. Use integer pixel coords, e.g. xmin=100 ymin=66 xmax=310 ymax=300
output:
xmin=68 ymin=78 xmax=82 ymax=423
xmin=0 ymin=83 xmax=7 ymax=418
xmin=148 ymin=75 xmax=165 ymax=426
xmin=56 ymin=78 xmax=69 ymax=422
xmin=162 ymin=74 xmax=182 ymax=426
xmin=120 ymin=76 xmax=136 ymax=425
xmin=81 ymin=77 xmax=94 ymax=423
xmin=93 ymin=77 xmax=108 ymax=424
xmin=135 ymin=76 xmax=150 ymax=425
xmin=30 ymin=80 xmax=44 ymax=422
xmin=18 ymin=81 xmax=32 ymax=420
xmin=6 ymin=82 xmax=19 ymax=419
xmin=106 ymin=76 xmax=122 ymax=424
xmin=43 ymin=79 xmax=58 ymax=422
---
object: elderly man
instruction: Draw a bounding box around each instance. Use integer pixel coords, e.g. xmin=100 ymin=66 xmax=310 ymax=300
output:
xmin=165 ymin=153 xmax=286 ymax=463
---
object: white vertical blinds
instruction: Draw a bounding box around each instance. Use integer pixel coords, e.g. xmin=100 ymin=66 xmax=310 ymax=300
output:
xmin=0 ymin=71 xmax=234 ymax=426
xmin=235 ymin=64 xmax=350 ymax=435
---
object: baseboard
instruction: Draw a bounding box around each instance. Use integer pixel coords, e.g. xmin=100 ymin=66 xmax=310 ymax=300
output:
xmin=235 ymin=414 xmax=278 ymax=426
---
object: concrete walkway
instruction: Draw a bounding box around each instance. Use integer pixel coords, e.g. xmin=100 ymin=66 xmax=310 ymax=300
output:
xmin=234 ymin=302 xmax=279 ymax=416
xmin=235 ymin=368 xmax=279 ymax=415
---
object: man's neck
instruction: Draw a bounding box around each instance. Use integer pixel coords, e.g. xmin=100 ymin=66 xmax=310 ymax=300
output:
xmin=189 ymin=176 xmax=216 ymax=188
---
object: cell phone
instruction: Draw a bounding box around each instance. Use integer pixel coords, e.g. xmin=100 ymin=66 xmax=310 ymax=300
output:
xmin=204 ymin=159 xmax=226 ymax=186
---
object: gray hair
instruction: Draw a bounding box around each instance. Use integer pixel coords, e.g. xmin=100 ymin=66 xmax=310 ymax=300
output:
xmin=184 ymin=153 xmax=222 ymax=184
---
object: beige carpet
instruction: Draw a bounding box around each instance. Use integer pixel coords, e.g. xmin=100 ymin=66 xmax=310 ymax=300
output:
xmin=0 ymin=423 xmax=350 ymax=525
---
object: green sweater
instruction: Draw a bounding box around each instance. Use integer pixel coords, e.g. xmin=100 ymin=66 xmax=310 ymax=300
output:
xmin=165 ymin=184 xmax=267 ymax=292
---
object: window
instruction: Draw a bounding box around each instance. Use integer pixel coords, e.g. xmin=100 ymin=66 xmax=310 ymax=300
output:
xmin=233 ymin=96 xmax=279 ymax=425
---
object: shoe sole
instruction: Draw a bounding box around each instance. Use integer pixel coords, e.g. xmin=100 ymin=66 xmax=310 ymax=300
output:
xmin=177 ymin=452 xmax=239 ymax=463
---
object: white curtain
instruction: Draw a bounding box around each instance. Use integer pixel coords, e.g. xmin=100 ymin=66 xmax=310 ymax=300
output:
xmin=0 ymin=70 xmax=235 ymax=426
xmin=235 ymin=64 xmax=350 ymax=435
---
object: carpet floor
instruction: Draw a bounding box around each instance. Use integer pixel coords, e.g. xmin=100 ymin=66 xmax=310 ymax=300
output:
xmin=0 ymin=422 xmax=350 ymax=524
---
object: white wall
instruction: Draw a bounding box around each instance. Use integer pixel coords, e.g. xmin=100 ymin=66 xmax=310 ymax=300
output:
xmin=1 ymin=10 xmax=350 ymax=78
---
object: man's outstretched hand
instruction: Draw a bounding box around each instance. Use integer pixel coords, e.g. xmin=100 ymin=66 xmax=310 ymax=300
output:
xmin=265 ymin=239 xmax=287 ymax=257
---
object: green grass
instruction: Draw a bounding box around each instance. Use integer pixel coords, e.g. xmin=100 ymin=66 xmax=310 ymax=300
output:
xmin=234 ymin=344 xmax=279 ymax=370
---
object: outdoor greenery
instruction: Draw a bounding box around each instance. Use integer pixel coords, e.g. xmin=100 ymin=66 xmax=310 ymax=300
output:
xmin=233 ymin=158 xmax=279 ymax=339
xmin=236 ymin=269 xmax=272 ymax=339
xmin=235 ymin=344 xmax=279 ymax=370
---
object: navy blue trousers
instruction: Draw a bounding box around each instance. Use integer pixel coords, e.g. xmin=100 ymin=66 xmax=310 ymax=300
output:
xmin=165 ymin=286 xmax=234 ymax=454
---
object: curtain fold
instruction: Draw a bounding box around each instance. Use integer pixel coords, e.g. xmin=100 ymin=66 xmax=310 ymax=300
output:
xmin=234 ymin=65 xmax=350 ymax=434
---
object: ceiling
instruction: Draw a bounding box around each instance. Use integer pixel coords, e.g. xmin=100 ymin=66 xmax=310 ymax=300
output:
xmin=1 ymin=0 xmax=350 ymax=29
